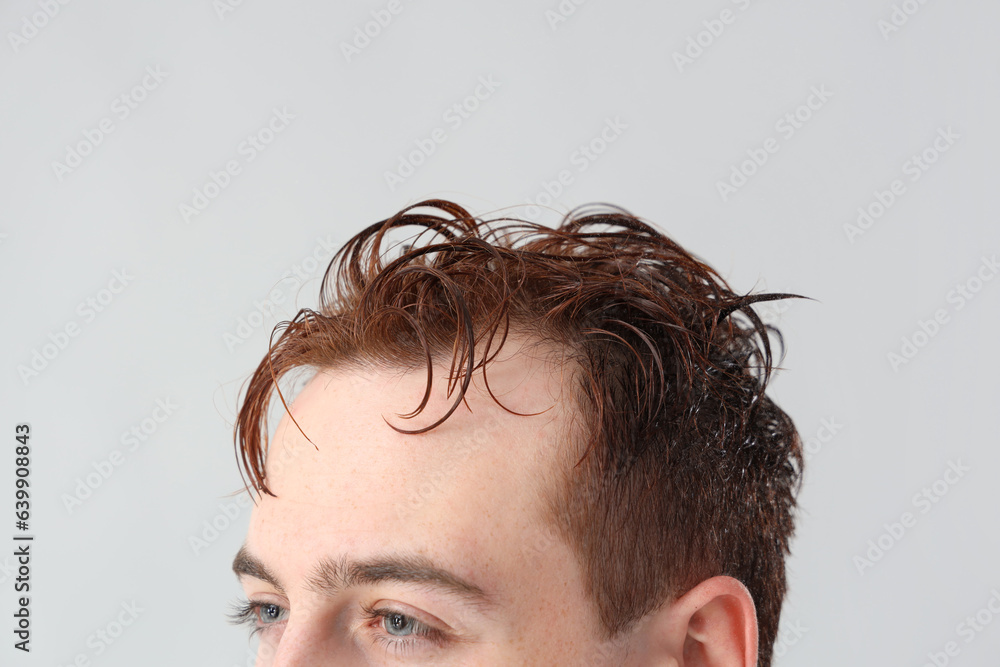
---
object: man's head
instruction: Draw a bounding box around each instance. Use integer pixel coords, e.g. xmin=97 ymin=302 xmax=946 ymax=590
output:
xmin=232 ymin=200 xmax=803 ymax=665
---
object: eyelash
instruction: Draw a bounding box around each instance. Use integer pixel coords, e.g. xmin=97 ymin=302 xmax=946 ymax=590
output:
xmin=360 ymin=601 xmax=448 ymax=656
xmin=227 ymin=598 xmax=448 ymax=655
xmin=228 ymin=598 xmax=286 ymax=640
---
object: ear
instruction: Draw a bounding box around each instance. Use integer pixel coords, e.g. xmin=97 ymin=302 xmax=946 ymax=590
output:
xmin=630 ymin=576 xmax=758 ymax=666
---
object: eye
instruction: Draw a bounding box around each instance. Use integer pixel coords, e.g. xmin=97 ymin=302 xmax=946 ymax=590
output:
xmin=383 ymin=611 xmax=424 ymax=637
xmin=256 ymin=603 xmax=287 ymax=625
xmin=228 ymin=598 xmax=289 ymax=638
xmin=362 ymin=603 xmax=450 ymax=655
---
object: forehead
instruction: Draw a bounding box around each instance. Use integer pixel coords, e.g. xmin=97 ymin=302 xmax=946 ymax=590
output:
xmin=247 ymin=340 xmax=581 ymax=578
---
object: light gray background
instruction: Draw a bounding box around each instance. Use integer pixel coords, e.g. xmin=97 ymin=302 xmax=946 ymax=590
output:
xmin=2 ymin=1 xmax=998 ymax=665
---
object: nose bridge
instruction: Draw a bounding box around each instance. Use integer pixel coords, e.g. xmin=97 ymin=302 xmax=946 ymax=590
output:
xmin=265 ymin=637 xmax=329 ymax=667
xmin=262 ymin=620 xmax=359 ymax=667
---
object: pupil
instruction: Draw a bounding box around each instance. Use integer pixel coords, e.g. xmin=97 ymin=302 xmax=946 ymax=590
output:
xmin=387 ymin=613 xmax=412 ymax=635
xmin=263 ymin=605 xmax=279 ymax=621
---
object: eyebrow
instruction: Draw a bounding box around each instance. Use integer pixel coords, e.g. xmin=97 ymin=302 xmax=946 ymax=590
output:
xmin=232 ymin=544 xmax=494 ymax=609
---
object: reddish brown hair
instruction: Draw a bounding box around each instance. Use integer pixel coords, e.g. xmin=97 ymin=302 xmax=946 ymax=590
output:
xmin=234 ymin=199 xmax=804 ymax=665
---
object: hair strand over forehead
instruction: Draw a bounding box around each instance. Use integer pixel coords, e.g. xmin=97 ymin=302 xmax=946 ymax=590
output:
xmin=234 ymin=199 xmax=806 ymax=666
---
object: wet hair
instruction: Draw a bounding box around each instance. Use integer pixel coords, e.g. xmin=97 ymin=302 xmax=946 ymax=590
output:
xmin=234 ymin=199 xmax=804 ymax=665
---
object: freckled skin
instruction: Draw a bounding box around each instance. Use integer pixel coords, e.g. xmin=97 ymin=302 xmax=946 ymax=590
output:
xmin=240 ymin=341 xmax=636 ymax=665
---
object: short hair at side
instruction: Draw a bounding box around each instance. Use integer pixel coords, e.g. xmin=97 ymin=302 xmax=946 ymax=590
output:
xmin=234 ymin=199 xmax=804 ymax=666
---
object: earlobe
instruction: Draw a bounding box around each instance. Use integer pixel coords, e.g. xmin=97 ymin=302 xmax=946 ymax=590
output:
xmin=634 ymin=576 xmax=758 ymax=666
